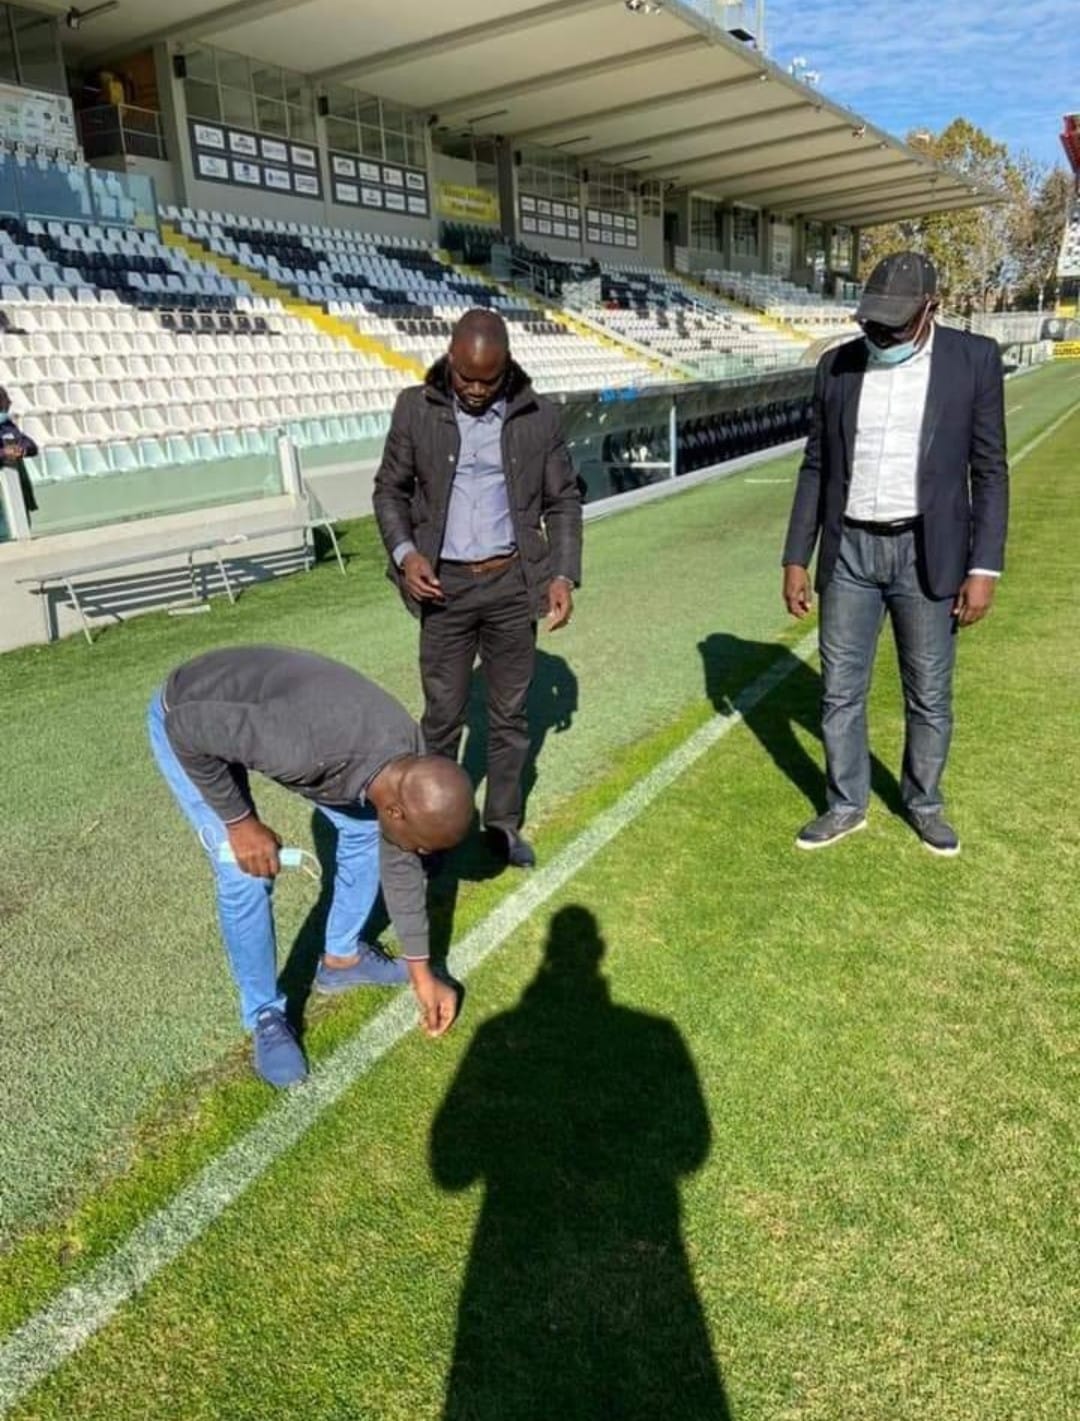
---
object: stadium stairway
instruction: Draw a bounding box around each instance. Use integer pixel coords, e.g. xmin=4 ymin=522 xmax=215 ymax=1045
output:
xmin=680 ymin=271 xmax=813 ymax=347
xmin=442 ymin=253 xmax=683 ymax=384
xmin=160 ymin=223 xmax=424 ymax=380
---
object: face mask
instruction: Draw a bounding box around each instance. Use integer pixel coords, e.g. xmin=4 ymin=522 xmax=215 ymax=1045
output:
xmin=864 ymin=303 xmax=931 ymax=366
xmin=0 ymin=411 xmax=10 ymax=423
xmin=865 ymin=335 xmax=920 ymax=366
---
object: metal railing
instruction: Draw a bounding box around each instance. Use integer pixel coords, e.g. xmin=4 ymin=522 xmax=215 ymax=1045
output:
xmin=77 ymin=105 xmax=167 ymax=162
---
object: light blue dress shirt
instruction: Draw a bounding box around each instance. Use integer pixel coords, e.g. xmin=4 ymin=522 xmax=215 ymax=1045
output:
xmin=393 ymin=398 xmax=516 ymax=567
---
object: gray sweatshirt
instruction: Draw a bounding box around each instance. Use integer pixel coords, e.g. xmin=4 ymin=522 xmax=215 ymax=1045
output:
xmin=163 ymin=645 xmax=429 ymax=960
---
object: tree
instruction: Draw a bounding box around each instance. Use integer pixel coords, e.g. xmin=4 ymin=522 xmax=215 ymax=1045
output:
xmin=857 ymin=118 xmax=1068 ymax=313
xmin=1013 ymin=165 xmax=1072 ymax=310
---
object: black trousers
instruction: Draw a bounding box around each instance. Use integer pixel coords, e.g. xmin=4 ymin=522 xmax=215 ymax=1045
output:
xmin=419 ymin=558 xmax=536 ymax=834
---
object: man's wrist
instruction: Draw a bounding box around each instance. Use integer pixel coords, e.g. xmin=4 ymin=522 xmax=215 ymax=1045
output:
xmin=392 ymin=540 xmax=418 ymax=569
xmin=967 ymin=568 xmax=1000 ymax=578
xmin=551 ymin=575 xmax=574 ymax=587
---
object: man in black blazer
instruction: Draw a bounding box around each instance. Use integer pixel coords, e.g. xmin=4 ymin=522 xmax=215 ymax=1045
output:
xmin=374 ymin=309 xmax=583 ymax=870
xmin=782 ymin=252 xmax=1008 ymax=855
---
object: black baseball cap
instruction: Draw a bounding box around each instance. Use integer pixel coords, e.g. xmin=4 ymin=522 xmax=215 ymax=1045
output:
xmin=855 ymin=251 xmax=938 ymax=328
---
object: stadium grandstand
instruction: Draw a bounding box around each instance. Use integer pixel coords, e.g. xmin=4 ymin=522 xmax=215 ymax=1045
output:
xmin=0 ymin=0 xmax=1002 ymax=650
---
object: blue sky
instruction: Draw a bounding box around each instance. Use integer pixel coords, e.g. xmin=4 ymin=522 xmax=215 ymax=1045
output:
xmin=762 ymin=0 xmax=1078 ymax=171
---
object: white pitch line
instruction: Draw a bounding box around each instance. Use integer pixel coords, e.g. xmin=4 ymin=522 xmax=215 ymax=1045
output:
xmin=3 ymin=394 xmax=1078 ymax=1413
xmin=1008 ymin=401 xmax=1080 ymax=464
xmin=0 ymin=631 xmax=820 ymax=1415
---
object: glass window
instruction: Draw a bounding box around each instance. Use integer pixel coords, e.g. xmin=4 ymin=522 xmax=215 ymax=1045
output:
xmin=325 ymin=116 xmax=358 ymax=153
xmin=184 ymin=79 xmax=221 ymax=122
xmin=406 ymin=136 xmax=426 ymax=170
xmin=255 ymin=95 xmax=288 ymax=137
xmin=381 ymin=104 xmax=407 ymax=134
xmin=384 ymin=130 xmax=407 ymax=164
xmin=182 ymin=45 xmax=217 ymax=85
xmin=287 ymin=106 xmax=316 ymax=143
xmin=0 ymin=8 xmax=19 ymax=85
xmin=251 ymin=62 xmax=283 ymax=101
xmin=355 ymin=96 xmax=381 ymax=128
xmin=732 ymin=204 xmax=759 ymax=258
xmin=831 ymin=224 xmax=853 ymax=271
xmin=220 ymin=85 xmax=255 ymax=130
xmin=283 ymin=75 xmax=311 ymax=111
xmin=12 ymin=7 xmax=63 ymax=93
xmin=691 ymin=196 xmax=723 ymax=252
xmin=215 ymin=50 xmax=250 ymax=89
xmin=359 ymin=125 xmax=383 ymax=159
xmin=326 ymin=85 xmax=356 ymax=120
xmin=804 ymin=220 xmax=826 ymax=263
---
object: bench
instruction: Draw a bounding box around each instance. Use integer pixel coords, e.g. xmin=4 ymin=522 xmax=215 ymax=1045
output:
xmin=18 ymin=517 xmax=345 ymax=646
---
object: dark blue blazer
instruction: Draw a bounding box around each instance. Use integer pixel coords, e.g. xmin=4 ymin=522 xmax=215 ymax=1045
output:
xmin=782 ymin=325 xmax=1009 ymax=598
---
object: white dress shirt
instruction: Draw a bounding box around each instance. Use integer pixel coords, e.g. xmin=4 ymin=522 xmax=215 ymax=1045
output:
xmin=846 ymin=327 xmax=933 ymax=522
xmin=845 ymin=326 xmax=998 ymax=577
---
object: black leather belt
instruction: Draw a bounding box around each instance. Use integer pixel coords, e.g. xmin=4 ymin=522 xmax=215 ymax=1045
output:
xmin=843 ymin=516 xmax=920 ymax=535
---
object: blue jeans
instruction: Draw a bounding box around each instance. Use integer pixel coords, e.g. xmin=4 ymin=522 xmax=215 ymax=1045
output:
xmin=147 ymin=692 xmax=382 ymax=1028
xmin=819 ymin=525 xmax=957 ymax=818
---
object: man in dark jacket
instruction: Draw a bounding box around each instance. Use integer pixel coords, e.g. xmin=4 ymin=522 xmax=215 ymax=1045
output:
xmin=147 ymin=646 xmax=474 ymax=1088
xmin=0 ymin=386 xmax=39 ymax=525
xmin=782 ymin=252 xmax=1008 ymax=856
xmin=373 ymin=309 xmax=583 ymax=870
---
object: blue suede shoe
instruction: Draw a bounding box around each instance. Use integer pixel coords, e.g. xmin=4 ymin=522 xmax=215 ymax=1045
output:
xmin=252 ymin=1007 xmax=307 ymax=1089
xmin=314 ymin=943 xmax=409 ymax=993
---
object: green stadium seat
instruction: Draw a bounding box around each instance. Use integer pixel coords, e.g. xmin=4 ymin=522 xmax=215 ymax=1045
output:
xmin=75 ymin=443 xmax=110 ymax=477
xmin=106 ymin=442 xmax=140 ymax=473
xmin=135 ymin=438 xmax=169 ymax=468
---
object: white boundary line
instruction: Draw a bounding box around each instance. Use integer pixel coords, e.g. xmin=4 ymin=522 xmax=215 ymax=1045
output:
xmin=1 ymin=398 xmax=1076 ymax=1413
xmin=0 ymin=629 xmax=818 ymax=1414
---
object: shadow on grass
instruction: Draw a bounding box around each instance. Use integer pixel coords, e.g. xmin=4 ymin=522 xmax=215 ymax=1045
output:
xmin=430 ymin=905 xmax=730 ymax=1421
xmin=460 ymin=646 xmax=579 ymax=828
xmin=697 ymin=631 xmax=904 ymax=819
xmin=278 ymin=649 xmax=578 ymax=1023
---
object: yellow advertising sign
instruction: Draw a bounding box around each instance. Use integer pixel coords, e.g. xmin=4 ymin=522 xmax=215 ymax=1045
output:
xmin=1052 ymin=340 xmax=1080 ymax=358
xmin=436 ymin=183 xmax=500 ymax=224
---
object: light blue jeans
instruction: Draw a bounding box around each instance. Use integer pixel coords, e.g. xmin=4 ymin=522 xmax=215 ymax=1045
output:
xmin=147 ymin=692 xmax=381 ymax=1027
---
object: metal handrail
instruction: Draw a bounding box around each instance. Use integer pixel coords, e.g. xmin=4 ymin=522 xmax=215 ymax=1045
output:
xmin=77 ymin=104 xmax=166 ymax=162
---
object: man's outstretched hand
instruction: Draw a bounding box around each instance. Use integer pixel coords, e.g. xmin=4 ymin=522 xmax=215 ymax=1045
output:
xmin=408 ymin=961 xmax=459 ymax=1038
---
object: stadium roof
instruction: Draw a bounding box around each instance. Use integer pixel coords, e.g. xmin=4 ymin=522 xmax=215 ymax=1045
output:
xmin=70 ymin=0 xmax=1000 ymax=227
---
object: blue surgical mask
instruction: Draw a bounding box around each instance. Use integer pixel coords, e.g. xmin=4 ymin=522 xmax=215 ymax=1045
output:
xmin=865 ymin=335 xmax=920 ymax=366
xmin=0 ymin=411 xmax=10 ymax=423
